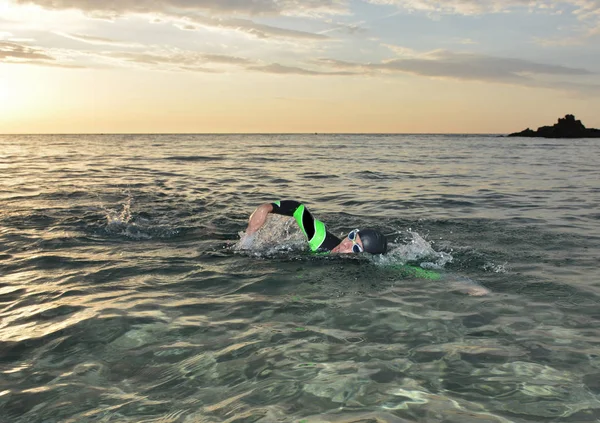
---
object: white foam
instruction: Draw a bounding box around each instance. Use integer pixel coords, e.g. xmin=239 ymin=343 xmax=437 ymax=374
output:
xmin=374 ymin=230 xmax=453 ymax=269
xmin=101 ymin=195 xmax=176 ymax=240
xmin=483 ymin=261 xmax=509 ymax=273
xmin=233 ymin=214 xmax=307 ymax=256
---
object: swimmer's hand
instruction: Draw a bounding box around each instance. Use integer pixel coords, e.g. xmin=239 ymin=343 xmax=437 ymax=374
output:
xmin=448 ymin=277 xmax=491 ymax=296
xmin=238 ymin=232 xmax=257 ymax=250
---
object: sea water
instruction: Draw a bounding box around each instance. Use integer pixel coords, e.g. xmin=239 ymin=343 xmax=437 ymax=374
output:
xmin=1 ymin=134 xmax=599 ymax=422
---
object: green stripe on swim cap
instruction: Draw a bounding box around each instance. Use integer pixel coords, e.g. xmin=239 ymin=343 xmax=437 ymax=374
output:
xmin=293 ymin=204 xmax=326 ymax=252
xmin=274 ymin=201 xmax=281 ymax=207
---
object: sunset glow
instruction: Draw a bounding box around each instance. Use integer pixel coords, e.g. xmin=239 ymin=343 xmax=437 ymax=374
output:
xmin=2 ymin=0 xmax=600 ymax=133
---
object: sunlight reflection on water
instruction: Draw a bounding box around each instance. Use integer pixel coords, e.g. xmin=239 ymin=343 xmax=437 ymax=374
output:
xmin=0 ymin=134 xmax=599 ymax=422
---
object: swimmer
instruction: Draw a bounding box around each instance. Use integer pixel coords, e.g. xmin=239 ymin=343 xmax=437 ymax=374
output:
xmin=245 ymin=200 xmax=388 ymax=254
xmin=244 ymin=201 xmax=489 ymax=295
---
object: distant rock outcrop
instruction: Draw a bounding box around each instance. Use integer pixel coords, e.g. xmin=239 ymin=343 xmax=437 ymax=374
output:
xmin=508 ymin=114 xmax=600 ymax=138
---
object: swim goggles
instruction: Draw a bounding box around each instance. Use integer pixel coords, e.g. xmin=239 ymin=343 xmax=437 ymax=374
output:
xmin=348 ymin=229 xmax=363 ymax=253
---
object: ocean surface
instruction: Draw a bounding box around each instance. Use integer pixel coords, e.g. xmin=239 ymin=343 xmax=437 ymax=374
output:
xmin=1 ymin=134 xmax=599 ymax=423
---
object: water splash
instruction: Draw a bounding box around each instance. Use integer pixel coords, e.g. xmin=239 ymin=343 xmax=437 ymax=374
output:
xmin=375 ymin=230 xmax=453 ymax=270
xmin=235 ymin=221 xmax=454 ymax=271
xmin=101 ymin=195 xmax=179 ymax=240
xmin=105 ymin=196 xmax=134 ymax=227
xmin=234 ymin=214 xmax=307 ymax=256
xmin=372 ymin=230 xmax=490 ymax=294
xmin=483 ymin=261 xmax=509 ymax=273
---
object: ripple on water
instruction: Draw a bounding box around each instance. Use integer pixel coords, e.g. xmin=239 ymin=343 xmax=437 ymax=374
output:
xmin=1 ymin=134 xmax=600 ymax=423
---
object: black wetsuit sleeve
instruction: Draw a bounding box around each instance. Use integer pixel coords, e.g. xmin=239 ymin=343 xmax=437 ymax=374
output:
xmin=270 ymin=200 xmax=341 ymax=252
xmin=271 ymin=200 xmax=315 ymax=240
xmin=270 ymin=200 xmax=302 ymax=217
xmin=271 ymin=200 xmax=316 ymax=240
xmin=320 ymin=232 xmax=341 ymax=252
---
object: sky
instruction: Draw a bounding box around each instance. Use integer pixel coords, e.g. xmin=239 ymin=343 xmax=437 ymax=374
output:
xmin=1 ymin=0 xmax=600 ymax=134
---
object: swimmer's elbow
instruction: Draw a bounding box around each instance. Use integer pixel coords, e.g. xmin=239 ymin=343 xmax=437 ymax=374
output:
xmin=247 ymin=203 xmax=274 ymax=234
xmin=259 ymin=203 xmax=274 ymax=213
xmin=250 ymin=203 xmax=273 ymax=218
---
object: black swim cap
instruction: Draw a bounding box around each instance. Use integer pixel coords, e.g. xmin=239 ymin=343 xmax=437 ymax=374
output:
xmin=358 ymin=229 xmax=388 ymax=254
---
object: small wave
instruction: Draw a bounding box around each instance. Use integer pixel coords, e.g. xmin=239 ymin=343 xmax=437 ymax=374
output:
xmin=354 ymin=170 xmax=390 ymax=180
xmin=101 ymin=196 xmax=180 ymax=240
xmin=300 ymin=173 xmax=339 ymax=180
xmin=164 ymin=155 xmax=225 ymax=162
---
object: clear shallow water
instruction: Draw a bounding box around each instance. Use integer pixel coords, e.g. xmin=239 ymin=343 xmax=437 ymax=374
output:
xmin=0 ymin=134 xmax=599 ymax=423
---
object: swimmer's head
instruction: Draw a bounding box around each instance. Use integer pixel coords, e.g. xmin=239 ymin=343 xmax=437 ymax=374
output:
xmin=356 ymin=228 xmax=388 ymax=254
xmin=333 ymin=228 xmax=388 ymax=254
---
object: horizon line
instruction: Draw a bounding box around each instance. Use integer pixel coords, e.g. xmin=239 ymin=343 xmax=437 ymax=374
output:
xmin=0 ymin=132 xmax=508 ymax=136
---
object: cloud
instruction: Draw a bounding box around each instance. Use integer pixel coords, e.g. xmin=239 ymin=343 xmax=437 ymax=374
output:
xmin=200 ymin=54 xmax=255 ymax=65
xmin=0 ymin=40 xmax=54 ymax=61
xmin=382 ymin=44 xmax=419 ymax=57
xmin=366 ymin=1 xmax=566 ymax=16
xmin=0 ymin=40 xmax=86 ymax=67
xmin=177 ymin=66 xmax=225 ymax=73
xmin=367 ymin=0 xmax=600 ymax=36
xmin=11 ymin=0 xmax=335 ymax=41
xmin=179 ymin=15 xmax=329 ymax=40
xmin=533 ymin=22 xmax=600 ymax=45
xmin=10 ymin=0 xmax=351 ymax=41
xmin=450 ymin=37 xmax=478 ymax=45
xmin=313 ymin=58 xmax=372 ymax=69
xmin=12 ymin=0 xmax=349 ymax=18
xmin=320 ymin=50 xmax=591 ymax=76
xmin=106 ymin=49 xmax=356 ymax=75
xmin=1 ymin=41 xmax=265 ymax=71
xmin=318 ymin=20 xmax=368 ymax=35
xmin=316 ymin=49 xmax=598 ymax=92
xmin=106 ymin=50 xmax=255 ymax=72
xmin=54 ymin=32 xmax=143 ymax=47
xmin=1 ymin=37 xmax=347 ymax=74
xmin=546 ymin=78 xmax=600 ymax=95
xmin=247 ymin=63 xmax=357 ymax=75
xmin=386 ymin=50 xmax=591 ymax=80
xmin=367 ymin=0 xmax=600 ymax=41
xmin=16 ymin=59 xmax=85 ymax=68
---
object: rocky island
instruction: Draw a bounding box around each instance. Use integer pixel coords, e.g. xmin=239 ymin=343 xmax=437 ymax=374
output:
xmin=508 ymin=114 xmax=600 ymax=138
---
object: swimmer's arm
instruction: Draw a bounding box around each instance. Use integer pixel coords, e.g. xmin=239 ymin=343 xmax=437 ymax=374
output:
xmin=246 ymin=203 xmax=273 ymax=235
xmin=245 ymin=201 xmax=302 ymax=235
